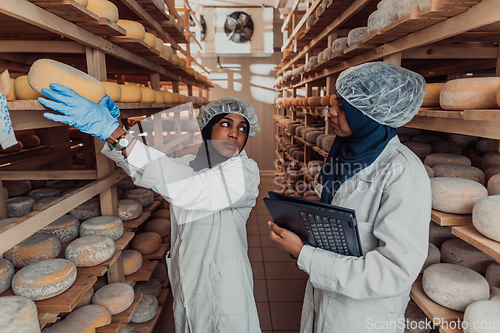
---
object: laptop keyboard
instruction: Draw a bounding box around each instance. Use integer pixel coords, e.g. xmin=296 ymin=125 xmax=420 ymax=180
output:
xmin=299 ymin=211 xmax=350 ymax=255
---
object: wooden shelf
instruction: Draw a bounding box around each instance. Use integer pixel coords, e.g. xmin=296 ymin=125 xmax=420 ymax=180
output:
xmin=123 ymin=211 xmax=152 ymax=229
xmin=96 ymin=322 xmax=128 ymax=333
xmin=142 ymin=243 xmax=169 ymax=260
xmin=125 ymin=260 xmax=158 ymax=282
xmin=157 ymin=287 xmax=170 ymax=307
xmin=143 ymin=200 xmax=161 ymax=213
xmin=410 ymin=281 xmax=463 ymax=330
xmin=431 ymin=210 xmax=472 ymax=226
xmin=30 ymin=0 xmax=100 ymax=22
xmin=77 ymin=249 xmax=123 ymax=277
xmin=452 ymin=225 xmax=500 ymax=263
xmin=116 ymin=231 xmax=135 ymax=251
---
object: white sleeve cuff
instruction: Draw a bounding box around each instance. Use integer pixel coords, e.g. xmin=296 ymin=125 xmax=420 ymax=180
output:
xmin=297 ymin=245 xmax=315 ymax=274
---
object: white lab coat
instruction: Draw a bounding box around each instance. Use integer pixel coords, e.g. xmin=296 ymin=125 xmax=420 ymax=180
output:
xmin=102 ymin=141 xmax=261 ymax=333
xmin=298 ymin=136 xmax=431 ymax=333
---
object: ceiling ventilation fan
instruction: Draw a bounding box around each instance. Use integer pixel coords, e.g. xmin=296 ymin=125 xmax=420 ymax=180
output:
xmin=224 ymin=11 xmax=254 ymax=43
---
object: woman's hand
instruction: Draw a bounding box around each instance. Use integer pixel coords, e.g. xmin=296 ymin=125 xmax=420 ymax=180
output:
xmin=268 ymin=221 xmax=304 ymax=258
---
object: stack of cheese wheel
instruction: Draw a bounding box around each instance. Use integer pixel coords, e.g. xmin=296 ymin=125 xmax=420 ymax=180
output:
xmin=0 ymin=296 xmax=40 ymax=333
xmin=101 ymin=81 xmax=121 ymax=102
xmin=116 ymin=20 xmax=146 ymax=41
xmin=27 ymin=59 xmax=106 ymax=104
xmin=5 ymin=233 xmax=61 ymax=268
xmin=92 ymin=283 xmax=135 ymax=315
xmin=124 ymin=188 xmax=154 ymax=208
xmin=80 ymin=215 xmax=124 ymax=240
xmin=65 ymin=236 xmax=115 ymax=267
xmin=42 ymin=304 xmax=111 ymax=333
xmin=12 ymin=258 xmax=77 ymax=300
xmin=118 ymin=84 xmax=142 ymax=103
xmin=86 ymin=0 xmax=119 ymax=22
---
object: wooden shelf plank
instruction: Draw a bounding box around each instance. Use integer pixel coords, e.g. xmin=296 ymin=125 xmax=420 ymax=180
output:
xmin=1 ymin=274 xmax=97 ymax=313
xmin=123 ymin=211 xmax=152 ymax=229
xmin=75 ymin=17 xmax=126 ymax=36
xmin=142 ymin=243 xmax=168 ymax=260
xmin=116 ymin=231 xmax=135 ymax=251
xmin=410 ymin=281 xmax=463 ymax=328
xmin=431 ymin=210 xmax=472 ymax=226
xmin=143 ymin=200 xmax=161 ymax=213
xmin=96 ymin=321 xmax=128 ymax=333
xmin=30 ymin=0 xmax=100 ymax=22
xmin=452 ymin=225 xmax=500 ymax=263
xmin=157 ymin=287 xmax=170 ymax=307
xmin=125 ymin=260 xmax=158 ymax=282
xmin=111 ymin=293 xmax=143 ymax=324
xmin=127 ymin=306 xmax=163 ymax=332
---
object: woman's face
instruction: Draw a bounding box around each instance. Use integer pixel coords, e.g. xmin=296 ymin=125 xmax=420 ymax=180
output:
xmin=329 ymin=95 xmax=353 ymax=137
xmin=210 ymin=113 xmax=248 ymax=157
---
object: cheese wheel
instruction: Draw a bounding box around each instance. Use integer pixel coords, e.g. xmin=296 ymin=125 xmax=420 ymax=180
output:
xmin=151 ymin=262 xmax=166 ymax=282
xmin=101 ymin=82 xmax=122 ymax=102
xmin=43 ymin=304 xmax=111 ymax=333
xmin=367 ymin=9 xmax=398 ymax=34
xmin=485 ymin=166 xmax=500 ymax=182
xmin=14 ymin=75 xmax=42 ymax=100
xmin=422 ymin=263 xmax=489 ymax=311
xmin=482 ymin=153 xmax=500 ymax=171
xmin=431 ymin=177 xmax=487 ymax=214
xmin=27 ymin=187 xmax=61 ymax=200
xmin=154 ymin=38 xmax=163 ymax=53
xmin=6 ymin=78 xmax=16 ymax=101
xmin=488 ymin=174 xmax=500 ymax=195
xmin=151 ymin=209 xmax=170 ymax=219
xmin=432 ymin=164 xmax=485 ymax=184
xmin=131 ymin=232 xmax=161 ymax=254
xmin=116 ymin=20 xmax=146 ymax=40
xmin=17 ymin=134 xmax=40 ymax=149
xmin=124 ymin=189 xmax=154 ymax=208
xmin=306 ymin=131 xmax=323 ymax=144
xmin=162 ymin=45 xmax=173 ymax=59
xmin=421 ymin=242 xmax=440 ymax=273
xmin=116 ymin=180 xmax=134 ymax=190
xmin=164 ymin=91 xmax=175 ymax=103
xmin=33 ymin=197 xmax=58 ymax=211
xmin=122 ymin=250 xmax=142 ymax=275
xmin=75 ymin=0 xmax=88 ymax=6
xmin=173 ymin=93 xmax=181 ymax=103
xmin=80 ymin=216 xmax=124 ymax=240
xmin=140 ymin=87 xmax=156 ymax=103
xmin=92 ymin=283 xmax=134 ymax=315
xmin=0 ymin=258 xmax=14 ymax=294
xmin=6 ymin=197 xmax=35 ymax=218
xmin=65 ymin=236 xmax=115 ymax=267
xmin=404 ymin=141 xmax=432 ymax=159
xmin=69 ymin=198 xmax=101 ymax=220
xmin=441 ymin=239 xmax=494 ymax=274
xmin=0 ymin=296 xmax=40 ymax=333
xmin=347 ymin=27 xmax=368 ymax=46
xmin=429 ymin=222 xmax=455 ymax=247
xmin=3 ymin=180 xmax=31 ymax=197
xmin=441 ymin=77 xmax=500 ymax=110
xmin=133 ymin=278 xmax=161 ymax=297
xmin=473 ymin=196 xmax=500 ymax=244
xmin=118 ymin=199 xmax=143 ymax=221
xmin=144 ymin=219 xmax=170 ymax=238
xmin=424 ymin=153 xmax=471 ymax=168
xmin=86 ymin=0 xmax=119 ymax=22
xmin=118 ymin=85 xmax=142 ymax=103
xmin=180 ymin=94 xmax=187 ymax=103
xmin=320 ymin=95 xmax=332 ymax=107
xmin=45 ymin=180 xmax=75 ymax=191
xmin=485 ymin=262 xmax=500 ymax=288
xmin=171 ymin=54 xmax=180 ymax=65
xmin=463 ymin=297 xmax=500 ymax=333
xmin=308 ymin=97 xmax=322 ymax=106
xmin=5 ymin=233 xmax=61 ymax=268
xmin=448 ymin=133 xmax=478 ymax=147
xmin=430 ymin=140 xmax=461 ymax=155
xmin=322 ymin=134 xmax=336 ymax=152
xmin=421 ymin=83 xmax=444 ymax=107
xmin=28 ymin=59 xmax=106 ymax=104
xmin=154 ymin=90 xmax=164 ymax=103
xmin=130 ymin=294 xmax=158 ymax=323
xmin=12 ymin=258 xmax=77 ymax=300
xmin=75 ymin=286 xmax=94 ymax=309
xmin=143 ymin=32 xmax=156 ymax=48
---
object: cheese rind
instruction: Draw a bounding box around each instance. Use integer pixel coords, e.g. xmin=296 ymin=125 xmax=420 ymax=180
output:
xmin=432 ymin=164 xmax=485 ymax=185
xmin=69 ymin=197 xmax=101 ymax=220
xmin=424 ymin=153 xmax=471 ymax=168
xmin=441 ymin=238 xmax=494 ymax=274
xmin=431 ymin=177 xmax=488 ymax=214
xmin=422 ymin=83 xmax=444 ymax=107
xmin=140 ymin=87 xmax=156 ymax=103
xmin=28 ymin=59 xmax=106 ymax=104
xmin=130 ymin=294 xmax=158 ymax=323
xmin=80 ymin=216 xmax=124 ymax=240
xmin=122 ymin=250 xmax=142 ymax=275
xmin=86 ymin=0 xmax=119 ymax=22
xmin=12 ymin=258 xmax=77 ymax=301
xmin=0 ymin=296 xmax=40 ymax=333
xmin=43 ymin=304 xmax=111 ymax=333
xmin=6 ymin=197 xmax=35 ymax=218
xmin=27 ymin=187 xmax=61 ymax=200
xmin=118 ymin=199 xmax=143 ymax=221
xmin=124 ymin=189 xmax=154 ymax=208
xmin=116 ymin=20 xmax=146 ymax=40
xmin=101 ymin=81 xmax=122 ymax=102
xmin=5 ymin=233 xmax=61 ymax=268
xmin=144 ymin=219 xmax=171 ymax=238
xmin=65 ymin=236 xmax=115 ymax=267
xmin=133 ymin=278 xmax=161 ymax=297
xmin=151 ymin=262 xmax=166 ymax=282
xmin=440 ymin=77 xmax=500 ymax=110
xmin=131 ymin=232 xmax=161 ymax=254
xmin=14 ymin=75 xmax=42 ymax=100
xmin=472 ymin=196 xmax=500 ymax=243
xmin=0 ymin=258 xmax=14 ymax=294
xmin=92 ymin=283 xmax=135 ymax=315
xmin=118 ymin=85 xmax=142 ymax=103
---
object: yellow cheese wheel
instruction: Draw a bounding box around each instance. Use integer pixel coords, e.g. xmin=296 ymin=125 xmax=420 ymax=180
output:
xmin=440 ymin=77 xmax=500 ymax=110
xmin=154 ymin=38 xmax=163 ymax=53
xmin=86 ymin=0 xmax=119 ymax=23
xmin=0 ymin=258 xmax=14 ymax=294
xmin=186 ymin=67 xmax=195 ymax=76
xmin=5 ymin=233 xmax=61 ymax=268
xmin=308 ymin=96 xmax=322 ymax=106
xmin=14 ymin=75 xmax=42 ymax=100
xmin=0 ymin=296 xmax=40 ymax=332
xmin=422 ymin=83 xmax=444 ymax=107
xmin=65 ymin=236 xmax=115 ymax=267
xmin=28 ymin=59 xmax=106 ymax=104
xmin=173 ymin=93 xmax=181 ymax=103
xmin=144 ymin=32 xmax=156 ymax=48
xmin=6 ymin=78 xmax=15 ymax=101
xmin=101 ymin=82 xmax=121 ymax=102
xmin=118 ymin=85 xmax=142 ymax=103
xmin=12 ymin=258 xmax=77 ymax=300
xmin=180 ymin=94 xmax=187 ymax=103
xmin=43 ymin=304 xmax=111 ymax=333
xmin=163 ymin=45 xmax=173 ymax=59
xmin=92 ymin=283 xmax=134 ymax=315
xmin=140 ymin=87 xmax=156 ymax=103
xmin=80 ymin=216 xmax=124 ymax=240
xmin=0 ymin=70 xmax=11 ymax=99
xmin=321 ymin=95 xmax=332 ymax=107
xmin=171 ymin=54 xmax=180 ymax=65
xmin=131 ymin=232 xmax=161 ymax=254
xmin=179 ymin=58 xmax=186 ymax=68
xmin=122 ymin=249 xmax=142 ymax=275
xmin=144 ymin=219 xmax=170 ymax=238
xmin=116 ymin=20 xmax=146 ymax=40
xmin=74 ymin=0 xmax=88 ymax=7
xmin=164 ymin=91 xmax=175 ymax=103
xmin=154 ymin=90 xmax=164 ymax=103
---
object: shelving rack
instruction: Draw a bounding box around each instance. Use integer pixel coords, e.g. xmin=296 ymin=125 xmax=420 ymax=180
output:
xmin=275 ymin=0 xmax=500 ymax=332
xmin=0 ymin=0 xmax=207 ymax=331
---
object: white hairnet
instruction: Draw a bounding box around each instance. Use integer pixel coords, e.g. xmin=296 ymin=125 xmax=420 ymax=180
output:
xmin=198 ymin=96 xmax=260 ymax=137
xmin=336 ymin=62 xmax=426 ymax=128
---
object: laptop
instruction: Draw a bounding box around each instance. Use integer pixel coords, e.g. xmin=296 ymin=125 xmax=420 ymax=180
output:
xmin=264 ymin=191 xmax=363 ymax=257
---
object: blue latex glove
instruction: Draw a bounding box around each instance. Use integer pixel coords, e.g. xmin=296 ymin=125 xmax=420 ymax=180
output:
xmin=40 ymin=83 xmax=120 ymax=141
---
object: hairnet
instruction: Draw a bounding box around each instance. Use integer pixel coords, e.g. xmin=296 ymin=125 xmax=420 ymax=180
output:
xmin=198 ymin=96 xmax=260 ymax=137
xmin=336 ymin=62 xmax=426 ymax=128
